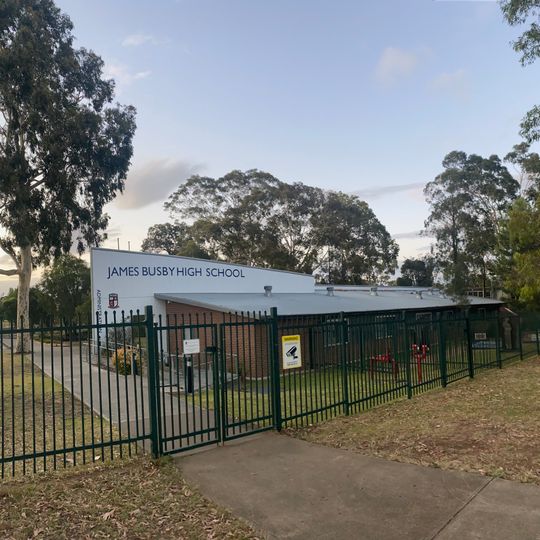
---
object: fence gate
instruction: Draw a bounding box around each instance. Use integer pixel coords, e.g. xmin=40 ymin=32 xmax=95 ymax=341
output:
xmin=151 ymin=312 xmax=221 ymax=455
xmin=219 ymin=313 xmax=275 ymax=441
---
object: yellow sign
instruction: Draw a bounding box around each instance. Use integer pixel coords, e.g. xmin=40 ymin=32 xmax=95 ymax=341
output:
xmin=282 ymin=335 xmax=302 ymax=369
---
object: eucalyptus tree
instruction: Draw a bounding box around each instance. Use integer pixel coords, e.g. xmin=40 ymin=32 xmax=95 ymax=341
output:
xmin=505 ymin=143 xmax=540 ymax=200
xmin=503 ymin=196 xmax=540 ymax=309
xmin=0 ymin=0 xmax=136 ymax=348
xmin=501 ymin=0 xmax=540 ymax=141
xmin=316 ymin=191 xmax=399 ymax=284
xmin=39 ymin=254 xmax=90 ymax=323
xmin=141 ymin=223 xmax=211 ymax=259
xmin=396 ymin=257 xmax=435 ymax=287
xmin=424 ymin=152 xmax=518 ymax=298
xmin=146 ymin=169 xmax=399 ymax=282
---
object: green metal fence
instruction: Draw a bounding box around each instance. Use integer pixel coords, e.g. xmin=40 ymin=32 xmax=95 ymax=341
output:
xmin=0 ymin=306 xmax=536 ymax=477
xmin=0 ymin=310 xmax=151 ymax=478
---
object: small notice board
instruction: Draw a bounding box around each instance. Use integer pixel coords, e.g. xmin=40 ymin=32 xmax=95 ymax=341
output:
xmin=183 ymin=338 xmax=200 ymax=355
xmin=282 ymin=334 xmax=302 ymax=369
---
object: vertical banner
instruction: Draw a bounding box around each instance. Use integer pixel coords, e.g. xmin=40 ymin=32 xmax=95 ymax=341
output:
xmin=282 ymin=335 xmax=302 ymax=369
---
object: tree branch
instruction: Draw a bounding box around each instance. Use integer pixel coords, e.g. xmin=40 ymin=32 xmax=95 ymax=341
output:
xmin=0 ymin=239 xmax=20 ymax=272
xmin=0 ymin=268 xmax=18 ymax=276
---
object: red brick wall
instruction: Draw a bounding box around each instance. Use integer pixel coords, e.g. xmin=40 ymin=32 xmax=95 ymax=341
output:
xmin=164 ymin=302 xmax=271 ymax=377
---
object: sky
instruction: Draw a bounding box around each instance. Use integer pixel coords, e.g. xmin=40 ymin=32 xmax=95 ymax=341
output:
xmin=1 ymin=0 xmax=539 ymax=292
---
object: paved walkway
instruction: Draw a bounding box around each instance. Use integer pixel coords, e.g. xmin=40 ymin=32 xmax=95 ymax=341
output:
xmin=177 ymin=433 xmax=540 ymax=540
xmin=29 ymin=342 xmax=217 ymax=452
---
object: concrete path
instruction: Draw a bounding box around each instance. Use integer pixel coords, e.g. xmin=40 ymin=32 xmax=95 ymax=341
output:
xmin=29 ymin=342 xmax=217 ymax=452
xmin=178 ymin=433 xmax=540 ymax=540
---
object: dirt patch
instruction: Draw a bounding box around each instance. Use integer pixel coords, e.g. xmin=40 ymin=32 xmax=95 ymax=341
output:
xmin=288 ymin=357 xmax=540 ymax=484
xmin=0 ymin=457 xmax=260 ymax=539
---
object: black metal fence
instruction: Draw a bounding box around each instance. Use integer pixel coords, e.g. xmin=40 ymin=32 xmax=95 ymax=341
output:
xmin=0 ymin=306 xmax=537 ymax=478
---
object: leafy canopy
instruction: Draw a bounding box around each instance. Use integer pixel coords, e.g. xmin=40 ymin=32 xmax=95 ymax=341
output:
xmin=0 ymin=0 xmax=136 ymax=264
xmin=0 ymin=287 xmax=51 ymax=322
xmin=39 ymin=254 xmax=90 ymax=322
xmin=146 ymin=170 xmax=398 ymax=284
xmin=424 ymin=151 xmax=518 ymax=297
xmin=501 ymin=0 xmax=540 ymax=141
xmin=503 ymin=196 xmax=540 ymax=309
xmin=396 ymin=257 xmax=435 ymax=287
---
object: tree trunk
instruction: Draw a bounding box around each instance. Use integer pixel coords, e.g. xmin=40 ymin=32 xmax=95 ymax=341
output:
xmin=15 ymin=245 xmax=32 ymax=352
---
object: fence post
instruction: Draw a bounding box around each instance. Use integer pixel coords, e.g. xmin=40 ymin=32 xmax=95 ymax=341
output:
xmin=340 ymin=312 xmax=349 ymax=416
xmin=438 ymin=314 xmax=447 ymax=388
xmin=403 ymin=316 xmax=412 ymax=399
xmin=216 ymin=322 xmax=226 ymax=445
xmin=270 ymin=307 xmax=282 ymax=431
xmin=466 ymin=316 xmax=474 ymax=379
xmin=518 ymin=316 xmax=524 ymax=360
xmin=536 ymin=325 xmax=540 ymax=357
xmin=495 ymin=312 xmax=502 ymax=369
xmin=145 ymin=305 xmax=161 ymax=459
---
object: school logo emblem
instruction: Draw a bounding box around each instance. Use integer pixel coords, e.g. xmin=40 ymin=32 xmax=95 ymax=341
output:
xmin=108 ymin=293 xmax=119 ymax=309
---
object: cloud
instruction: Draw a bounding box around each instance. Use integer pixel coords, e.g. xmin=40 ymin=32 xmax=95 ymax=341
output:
xmin=104 ymin=63 xmax=151 ymax=93
xmin=392 ymin=230 xmax=422 ymax=240
xmin=105 ymin=227 xmax=122 ymax=240
xmin=121 ymin=34 xmax=169 ymax=47
xmin=115 ymin=158 xmax=201 ymax=210
xmin=351 ymin=181 xmax=425 ymax=199
xmin=0 ymin=253 xmax=14 ymax=268
xmin=375 ymin=47 xmax=420 ymax=86
xmin=430 ymin=69 xmax=470 ymax=101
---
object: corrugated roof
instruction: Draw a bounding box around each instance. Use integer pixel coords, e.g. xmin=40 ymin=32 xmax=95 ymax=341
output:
xmin=155 ymin=290 xmax=502 ymax=317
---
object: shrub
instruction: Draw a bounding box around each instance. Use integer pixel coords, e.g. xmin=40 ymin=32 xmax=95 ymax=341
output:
xmin=114 ymin=348 xmax=141 ymax=375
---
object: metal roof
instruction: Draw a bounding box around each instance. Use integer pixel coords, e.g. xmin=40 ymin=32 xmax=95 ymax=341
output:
xmin=155 ymin=289 xmax=502 ymax=317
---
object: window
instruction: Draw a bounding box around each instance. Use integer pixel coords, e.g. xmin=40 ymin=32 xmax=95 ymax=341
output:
xmin=415 ymin=312 xmax=433 ymax=322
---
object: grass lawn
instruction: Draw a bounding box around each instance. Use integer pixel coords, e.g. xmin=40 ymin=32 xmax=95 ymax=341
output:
xmin=288 ymin=356 xmax=540 ymax=484
xmin=191 ymin=345 xmax=516 ymax=428
xmin=1 ymin=352 xmax=133 ymax=479
xmin=192 ymin=367 xmax=406 ymax=428
xmin=0 ymin=457 xmax=259 ymax=539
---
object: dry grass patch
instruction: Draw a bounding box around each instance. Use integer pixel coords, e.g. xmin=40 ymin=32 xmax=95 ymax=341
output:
xmin=1 ymin=354 xmax=135 ymax=478
xmin=0 ymin=457 xmax=260 ymax=540
xmin=288 ymin=357 xmax=540 ymax=484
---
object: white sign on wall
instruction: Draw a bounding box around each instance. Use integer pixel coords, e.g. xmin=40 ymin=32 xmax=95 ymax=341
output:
xmin=91 ymin=248 xmax=315 ymax=337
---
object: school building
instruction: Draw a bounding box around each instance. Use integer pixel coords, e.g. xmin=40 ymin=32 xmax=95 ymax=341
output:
xmin=91 ymin=248 xmax=506 ymax=377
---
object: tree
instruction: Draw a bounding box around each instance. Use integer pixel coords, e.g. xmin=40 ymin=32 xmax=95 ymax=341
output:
xmin=0 ymin=0 xmax=136 ymax=349
xmin=146 ymin=170 xmax=398 ymax=282
xmin=396 ymin=257 xmax=435 ymax=287
xmin=424 ymin=152 xmax=518 ymax=298
xmin=163 ymin=170 xmax=326 ymax=271
xmin=501 ymin=1 xmax=540 ymax=141
xmin=505 ymin=142 xmax=540 ymax=200
xmin=315 ymin=191 xmax=399 ymax=284
xmin=0 ymin=287 xmax=52 ymax=323
xmin=502 ymin=196 xmax=540 ymax=309
xmin=141 ymin=223 xmax=211 ymax=259
xmin=39 ymin=254 xmax=90 ymax=323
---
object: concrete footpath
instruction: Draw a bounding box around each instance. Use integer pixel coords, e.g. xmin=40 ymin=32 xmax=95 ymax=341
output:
xmin=177 ymin=433 xmax=540 ymax=540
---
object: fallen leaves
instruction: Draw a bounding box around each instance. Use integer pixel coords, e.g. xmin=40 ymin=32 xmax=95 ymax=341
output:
xmin=0 ymin=458 xmax=260 ymax=539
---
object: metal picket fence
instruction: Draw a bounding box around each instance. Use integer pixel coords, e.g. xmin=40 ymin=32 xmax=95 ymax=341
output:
xmin=0 ymin=306 xmax=537 ymax=478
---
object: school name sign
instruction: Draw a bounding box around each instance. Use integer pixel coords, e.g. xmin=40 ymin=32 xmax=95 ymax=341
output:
xmin=91 ymin=248 xmax=315 ymax=324
xmin=107 ymin=265 xmax=247 ymax=280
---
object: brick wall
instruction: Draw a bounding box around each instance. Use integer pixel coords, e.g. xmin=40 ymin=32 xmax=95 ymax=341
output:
xmin=164 ymin=301 xmax=272 ymax=377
